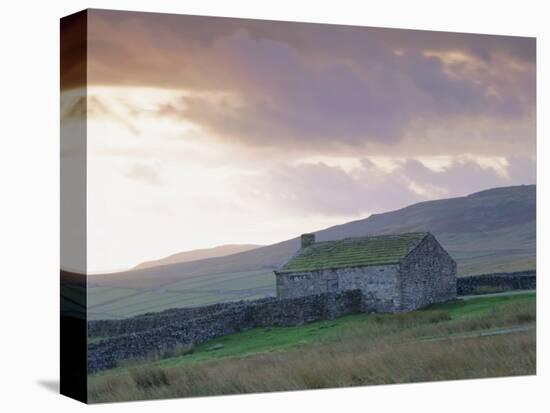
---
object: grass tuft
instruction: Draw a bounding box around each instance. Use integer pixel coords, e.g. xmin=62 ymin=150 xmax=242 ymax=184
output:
xmin=88 ymin=293 xmax=535 ymax=403
xmin=129 ymin=366 xmax=170 ymax=390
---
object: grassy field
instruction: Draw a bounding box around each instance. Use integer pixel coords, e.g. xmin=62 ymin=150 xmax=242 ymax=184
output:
xmin=85 ymin=186 xmax=535 ymax=319
xmin=87 ymin=269 xmax=275 ymax=319
xmin=88 ymin=292 xmax=536 ymax=403
xmin=86 ymin=251 xmax=535 ymax=321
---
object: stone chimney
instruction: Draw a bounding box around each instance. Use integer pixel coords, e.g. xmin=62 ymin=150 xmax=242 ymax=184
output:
xmin=301 ymin=233 xmax=315 ymax=249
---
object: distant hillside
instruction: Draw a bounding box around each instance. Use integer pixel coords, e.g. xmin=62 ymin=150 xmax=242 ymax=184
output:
xmin=88 ymin=185 xmax=535 ymax=319
xmin=133 ymin=244 xmax=262 ymax=270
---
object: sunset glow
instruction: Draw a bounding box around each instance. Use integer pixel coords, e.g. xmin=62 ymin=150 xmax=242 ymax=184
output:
xmin=61 ymin=10 xmax=536 ymax=272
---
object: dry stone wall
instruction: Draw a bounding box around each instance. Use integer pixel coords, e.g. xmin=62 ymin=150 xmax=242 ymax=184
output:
xmin=456 ymin=270 xmax=535 ymax=295
xmin=88 ymin=270 xmax=535 ymax=373
xmin=88 ymin=290 xmax=362 ymax=372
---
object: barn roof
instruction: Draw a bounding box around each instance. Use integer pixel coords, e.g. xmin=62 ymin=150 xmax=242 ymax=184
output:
xmin=279 ymin=232 xmax=429 ymax=273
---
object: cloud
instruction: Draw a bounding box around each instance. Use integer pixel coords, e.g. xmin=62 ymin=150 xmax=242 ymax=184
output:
xmin=84 ymin=10 xmax=536 ymax=90
xmin=71 ymin=10 xmax=537 ymax=271
xmin=400 ymin=159 xmax=503 ymax=197
xmin=155 ymin=30 xmax=535 ymax=154
xmin=234 ymin=156 xmax=535 ymax=216
xmin=124 ymin=163 xmax=161 ymax=185
xmin=79 ymin=10 xmax=535 ymax=158
xmin=505 ymin=155 xmax=537 ymax=184
xmin=401 ymin=156 xmax=536 ymax=196
xmin=61 ymin=93 xmax=141 ymax=135
xmin=233 ymin=160 xmax=422 ymax=216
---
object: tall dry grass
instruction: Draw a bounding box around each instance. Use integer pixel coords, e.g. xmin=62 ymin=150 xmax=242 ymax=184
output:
xmin=89 ymin=323 xmax=535 ymax=402
xmin=117 ymin=343 xmax=195 ymax=369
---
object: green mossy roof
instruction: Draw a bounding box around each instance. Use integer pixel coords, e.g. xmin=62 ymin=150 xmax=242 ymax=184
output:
xmin=280 ymin=232 xmax=428 ymax=273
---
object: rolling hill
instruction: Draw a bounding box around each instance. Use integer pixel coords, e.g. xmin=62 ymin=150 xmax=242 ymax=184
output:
xmin=87 ymin=184 xmax=535 ymax=319
xmin=133 ymin=244 xmax=262 ymax=270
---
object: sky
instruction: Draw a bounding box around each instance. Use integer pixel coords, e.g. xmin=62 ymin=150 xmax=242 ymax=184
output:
xmin=61 ymin=10 xmax=536 ymax=273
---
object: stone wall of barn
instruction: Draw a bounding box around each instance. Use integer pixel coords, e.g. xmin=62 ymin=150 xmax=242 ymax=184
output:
xmin=276 ymin=264 xmax=401 ymax=312
xmin=275 ymin=270 xmax=330 ymax=298
xmin=351 ymin=265 xmax=401 ymax=312
xmin=398 ymin=234 xmax=457 ymax=311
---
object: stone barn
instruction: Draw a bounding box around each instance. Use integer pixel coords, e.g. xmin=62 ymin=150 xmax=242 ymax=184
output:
xmin=275 ymin=232 xmax=456 ymax=312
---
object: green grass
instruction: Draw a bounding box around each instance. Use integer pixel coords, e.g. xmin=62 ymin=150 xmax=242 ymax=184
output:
xmin=88 ymin=292 xmax=535 ymax=402
xmin=90 ymin=292 xmax=535 ymax=376
xmin=156 ymin=319 xmax=351 ymax=368
xmin=87 ymin=287 xmax=139 ymax=308
xmin=88 ymin=336 xmax=107 ymax=345
xmin=161 ymin=292 xmax=535 ymax=367
xmin=85 ymin=197 xmax=535 ymax=319
xmin=87 ymin=186 xmax=535 ymax=319
xmin=87 ymin=269 xmax=276 ymax=320
xmin=86 ymin=203 xmax=535 ymax=319
xmin=426 ymin=292 xmax=535 ymax=319
xmin=166 ymin=269 xmax=274 ymax=291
